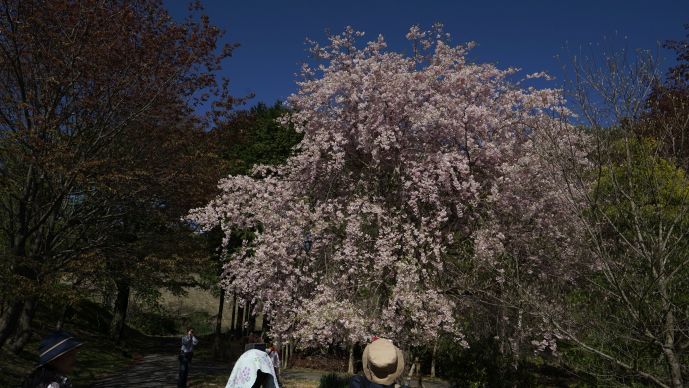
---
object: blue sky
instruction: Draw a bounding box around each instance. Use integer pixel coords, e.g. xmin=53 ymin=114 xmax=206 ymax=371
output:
xmin=165 ymin=1 xmax=689 ymax=108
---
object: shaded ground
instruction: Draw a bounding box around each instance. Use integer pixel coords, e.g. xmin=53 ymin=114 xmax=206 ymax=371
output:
xmin=89 ymin=353 xmax=229 ymax=388
xmin=90 ymin=358 xmax=450 ymax=388
xmin=1 ymin=301 xmax=452 ymax=388
xmin=280 ymin=370 xmax=449 ymax=388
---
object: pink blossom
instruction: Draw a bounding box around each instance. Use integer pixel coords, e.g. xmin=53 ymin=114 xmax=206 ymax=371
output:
xmin=187 ymin=25 xmax=585 ymax=351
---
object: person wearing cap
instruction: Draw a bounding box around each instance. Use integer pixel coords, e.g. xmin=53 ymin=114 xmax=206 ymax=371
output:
xmin=22 ymin=331 xmax=83 ymax=388
xmin=350 ymin=338 xmax=405 ymax=388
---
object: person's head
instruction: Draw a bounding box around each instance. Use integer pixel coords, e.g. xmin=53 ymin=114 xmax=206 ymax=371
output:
xmin=49 ymin=349 xmax=79 ymax=374
xmin=251 ymin=370 xmax=271 ymax=388
xmin=38 ymin=331 xmax=83 ymax=374
xmin=187 ymin=326 xmax=194 ymax=336
xmin=362 ymin=338 xmax=404 ymax=386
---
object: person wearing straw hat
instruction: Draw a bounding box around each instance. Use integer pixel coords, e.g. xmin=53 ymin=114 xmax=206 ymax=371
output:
xmin=350 ymin=338 xmax=405 ymax=388
xmin=22 ymin=331 xmax=83 ymax=388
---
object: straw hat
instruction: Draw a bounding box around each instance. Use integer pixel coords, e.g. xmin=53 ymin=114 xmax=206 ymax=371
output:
xmin=362 ymin=338 xmax=404 ymax=385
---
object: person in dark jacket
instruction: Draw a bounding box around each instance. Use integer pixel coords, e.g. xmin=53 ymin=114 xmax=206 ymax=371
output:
xmin=23 ymin=331 xmax=83 ymax=388
xmin=350 ymin=338 xmax=405 ymax=388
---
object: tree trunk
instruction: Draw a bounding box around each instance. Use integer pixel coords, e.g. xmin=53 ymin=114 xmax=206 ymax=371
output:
xmin=0 ymin=300 xmax=23 ymax=349
xmin=56 ymin=304 xmax=70 ymax=331
xmin=663 ymin=341 xmax=683 ymax=388
xmin=109 ymin=278 xmax=130 ymax=343
xmin=513 ymin=308 xmax=523 ymax=372
xmin=407 ymin=355 xmax=416 ymax=380
xmin=9 ymin=297 xmax=37 ymax=353
xmin=248 ymin=302 xmax=256 ymax=333
xmin=213 ymin=288 xmax=225 ymax=359
xmin=661 ymin=296 xmax=684 ymax=388
xmin=245 ymin=301 xmax=249 ymax=333
xmin=236 ymin=301 xmax=244 ymax=337
xmin=658 ymin=266 xmax=684 ymax=388
xmin=283 ymin=342 xmax=290 ymax=370
xmin=416 ymin=357 xmax=423 ymax=388
xmin=348 ymin=343 xmax=355 ymax=374
xmin=430 ymin=340 xmax=437 ymax=378
xmin=229 ymin=293 xmax=236 ymax=333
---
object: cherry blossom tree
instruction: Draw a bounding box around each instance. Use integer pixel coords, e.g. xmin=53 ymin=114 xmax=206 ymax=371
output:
xmin=188 ymin=25 xmax=582 ymax=365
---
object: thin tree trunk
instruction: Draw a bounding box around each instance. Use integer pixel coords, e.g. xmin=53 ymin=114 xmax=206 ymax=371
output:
xmin=213 ymin=288 xmax=225 ymax=359
xmin=229 ymin=293 xmax=236 ymax=333
xmin=659 ymin=274 xmax=684 ymax=388
xmin=407 ymin=354 xmax=416 ymax=380
xmin=242 ymin=301 xmax=249 ymax=336
xmin=348 ymin=343 xmax=354 ymax=374
xmin=0 ymin=300 xmax=23 ymax=349
xmin=663 ymin=339 xmax=683 ymax=388
xmin=283 ymin=342 xmax=290 ymax=370
xmin=513 ymin=308 xmax=523 ymax=372
xmin=109 ymin=278 xmax=130 ymax=343
xmin=430 ymin=340 xmax=437 ymax=378
xmin=248 ymin=302 xmax=256 ymax=333
xmin=9 ymin=297 xmax=37 ymax=353
xmin=56 ymin=305 xmax=66 ymax=331
xmin=236 ymin=302 xmax=244 ymax=337
xmin=416 ymin=357 xmax=423 ymax=388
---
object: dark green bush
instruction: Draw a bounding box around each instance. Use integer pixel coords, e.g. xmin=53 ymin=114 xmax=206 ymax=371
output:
xmin=128 ymin=310 xmax=177 ymax=335
xmin=319 ymin=372 xmax=351 ymax=388
xmin=436 ymin=337 xmax=537 ymax=388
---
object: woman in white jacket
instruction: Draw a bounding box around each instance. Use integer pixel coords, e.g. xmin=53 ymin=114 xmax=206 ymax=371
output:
xmin=226 ymin=349 xmax=279 ymax=388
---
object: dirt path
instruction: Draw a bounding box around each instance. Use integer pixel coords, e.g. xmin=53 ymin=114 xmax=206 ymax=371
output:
xmin=89 ymin=359 xmax=449 ymax=388
xmin=87 ymin=338 xmax=449 ymax=388
xmin=280 ymin=369 xmax=449 ymax=388
xmin=89 ymin=353 xmax=229 ymax=388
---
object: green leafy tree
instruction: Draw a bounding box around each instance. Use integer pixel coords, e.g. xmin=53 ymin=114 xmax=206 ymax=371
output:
xmin=206 ymin=101 xmax=302 ymax=356
xmin=215 ymin=102 xmax=303 ymax=176
xmin=0 ymin=0 xmax=238 ymax=351
xmin=562 ymin=138 xmax=689 ymax=386
xmin=545 ymin=37 xmax=689 ymax=387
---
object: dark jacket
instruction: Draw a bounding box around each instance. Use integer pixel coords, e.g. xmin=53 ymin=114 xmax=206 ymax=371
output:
xmin=349 ymin=375 xmax=395 ymax=388
xmin=23 ymin=366 xmax=73 ymax=388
